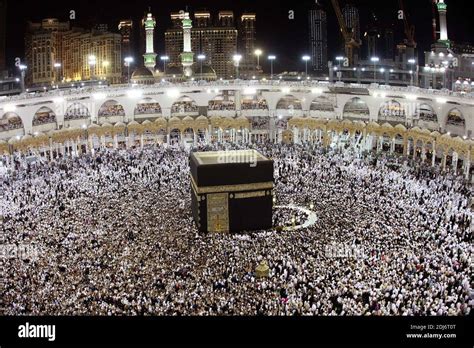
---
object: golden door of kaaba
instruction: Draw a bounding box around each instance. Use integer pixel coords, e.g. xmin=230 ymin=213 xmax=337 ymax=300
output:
xmin=206 ymin=193 xmax=229 ymax=233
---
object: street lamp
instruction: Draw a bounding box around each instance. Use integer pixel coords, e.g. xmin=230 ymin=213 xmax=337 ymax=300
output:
xmin=102 ymin=61 xmax=110 ymax=81
xmin=254 ymin=49 xmax=262 ymax=73
xmin=268 ymin=55 xmax=276 ymax=80
xmin=19 ymin=64 xmax=27 ymax=93
xmin=408 ymin=58 xmax=417 ymax=86
xmin=124 ymin=57 xmax=134 ymax=85
xmin=54 ymin=62 xmax=61 ymax=84
xmin=197 ymin=54 xmax=206 ymax=80
xmin=302 ymin=55 xmax=311 ymax=78
xmin=371 ymin=56 xmax=380 ymax=83
xmin=233 ymin=54 xmax=242 ymax=80
xmin=160 ymin=56 xmax=169 ymax=75
xmin=88 ymin=55 xmax=97 ymax=81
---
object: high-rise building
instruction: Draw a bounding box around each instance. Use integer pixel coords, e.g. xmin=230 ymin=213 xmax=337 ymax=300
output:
xmin=0 ymin=0 xmax=6 ymax=74
xmin=25 ymin=19 xmax=70 ymax=86
xmin=195 ymin=10 xmax=211 ymax=27
xmin=165 ymin=11 xmax=238 ymax=79
xmin=240 ymin=13 xmax=257 ymax=78
xmin=384 ymin=27 xmax=395 ymax=60
xmin=218 ymin=11 xmax=234 ymax=27
xmin=118 ymin=20 xmax=134 ymax=62
xmin=343 ymin=3 xmax=360 ymax=43
xmin=142 ymin=11 xmax=157 ymax=72
xmin=308 ymin=0 xmax=327 ymax=73
xmin=25 ymin=19 xmax=122 ymax=86
xmin=61 ymin=29 xmax=122 ymax=84
xmin=95 ymin=24 xmax=109 ymax=33
xmin=366 ymin=27 xmax=379 ymax=58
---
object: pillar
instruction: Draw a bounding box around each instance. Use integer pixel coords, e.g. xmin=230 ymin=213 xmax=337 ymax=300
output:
xmin=442 ymin=154 xmax=447 ymax=172
xmin=464 ymin=152 xmax=471 ymax=180
xmin=452 ymin=152 xmax=458 ymax=172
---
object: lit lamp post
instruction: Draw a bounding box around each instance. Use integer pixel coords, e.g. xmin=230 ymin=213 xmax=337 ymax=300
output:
xmin=19 ymin=64 xmax=27 ymax=93
xmin=54 ymin=62 xmax=61 ymax=84
xmin=102 ymin=61 xmax=110 ymax=82
xmin=254 ymin=49 xmax=262 ymax=74
xmin=124 ymin=57 xmax=134 ymax=85
xmin=408 ymin=58 xmax=416 ymax=86
xmin=335 ymin=56 xmax=344 ymax=82
xmin=371 ymin=56 xmax=380 ymax=83
xmin=88 ymin=55 xmax=97 ymax=81
xmin=233 ymin=54 xmax=242 ymax=80
xmin=302 ymin=55 xmax=311 ymax=78
xmin=160 ymin=55 xmax=169 ymax=76
xmin=197 ymin=54 xmax=206 ymax=80
xmin=268 ymin=55 xmax=276 ymax=80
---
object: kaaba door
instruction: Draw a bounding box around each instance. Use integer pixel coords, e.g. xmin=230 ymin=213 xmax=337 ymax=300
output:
xmin=207 ymin=193 xmax=229 ymax=233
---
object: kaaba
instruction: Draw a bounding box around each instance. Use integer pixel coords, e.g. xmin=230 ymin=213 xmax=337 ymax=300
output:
xmin=190 ymin=150 xmax=274 ymax=233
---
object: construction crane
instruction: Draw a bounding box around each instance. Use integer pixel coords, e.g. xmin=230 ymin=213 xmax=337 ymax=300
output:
xmin=331 ymin=0 xmax=360 ymax=66
xmin=398 ymin=0 xmax=417 ymax=48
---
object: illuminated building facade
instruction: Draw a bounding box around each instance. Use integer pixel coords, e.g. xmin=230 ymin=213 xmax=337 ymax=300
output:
xmin=25 ymin=18 xmax=70 ymax=86
xmin=61 ymin=29 xmax=122 ymax=84
xmin=165 ymin=10 xmax=238 ymax=79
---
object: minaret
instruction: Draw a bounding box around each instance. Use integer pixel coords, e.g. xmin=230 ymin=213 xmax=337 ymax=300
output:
xmin=180 ymin=12 xmax=194 ymax=78
xmin=142 ymin=10 xmax=157 ymax=72
xmin=437 ymin=0 xmax=450 ymax=47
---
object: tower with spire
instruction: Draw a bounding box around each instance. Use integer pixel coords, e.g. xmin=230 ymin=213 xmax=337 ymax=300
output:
xmin=437 ymin=0 xmax=450 ymax=48
xmin=180 ymin=12 xmax=194 ymax=78
xmin=142 ymin=9 xmax=157 ymax=72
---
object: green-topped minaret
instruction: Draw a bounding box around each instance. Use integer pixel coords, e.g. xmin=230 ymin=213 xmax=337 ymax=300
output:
xmin=142 ymin=10 xmax=157 ymax=72
xmin=180 ymin=12 xmax=194 ymax=78
xmin=437 ymin=0 xmax=450 ymax=48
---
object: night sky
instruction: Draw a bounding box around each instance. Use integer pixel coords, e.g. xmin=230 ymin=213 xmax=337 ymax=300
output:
xmin=4 ymin=0 xmax=474 ymax=72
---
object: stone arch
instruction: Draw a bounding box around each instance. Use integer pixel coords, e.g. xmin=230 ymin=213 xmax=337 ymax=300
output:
xmin=134 ymin=98 xmax=162 ymax=116
xmin=171 ymin=95 xmax=198 ymax=115
xmin=343 ymin=97 xmax=370 ymax=120
xmin=64 ymin=103 xmax=91 ymax=121
xmin=0 ymin=112 xmax=24 ymax=134
xmin=33 ymin=106 xmax=57 ymax=126
xmin=276 ymin=95 xmax=303 ymax=111
xmin=275 ymin=115 xmax=291 ymax=130
xmin=208 ymin=94 xmax=235 ymax=111
xmin=169 ymin=128 xmax=182 ymax=143
xmin=378 ymin=100 xmax=406 ymax=120
xmin=98 ymin=100 xmax=125 ymax=117
xmin=310 ymin=96 xmax=335 ymax=112
xmin=446 ymin=108 xmax=465 ymax=129
xmin=415 ymin=103 xmax=438 ymax=123
xmin=241 ymin=93 xmax=269 ymax=110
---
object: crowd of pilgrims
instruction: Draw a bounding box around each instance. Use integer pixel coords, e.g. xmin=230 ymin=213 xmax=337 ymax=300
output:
xmin=171 ymin=102 xmax=199 ymax=114
xmin=0 ymin=116 xmax=23 ymax=132
xmin=134 ymin=103 xmax=162 ymax=115
xmin=98 ymin=104 xmax=126 ymax=117
xmin=208 ymin=101 xmax=236 ymax=111
xmin=1 ymin=141 xmax=472 ymax=316
xmin=32 ymin=112 xmax=57 ymax=126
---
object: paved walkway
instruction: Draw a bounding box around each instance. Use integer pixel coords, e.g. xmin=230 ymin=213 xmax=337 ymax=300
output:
xmin=275 ymin=205 xmax=318 ymax=231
